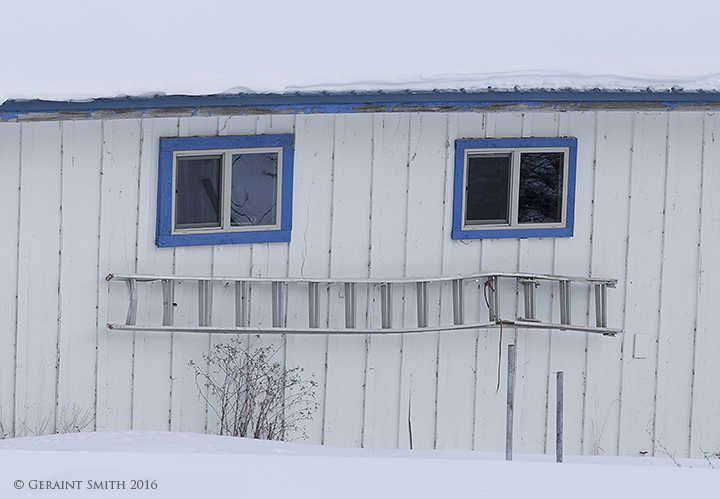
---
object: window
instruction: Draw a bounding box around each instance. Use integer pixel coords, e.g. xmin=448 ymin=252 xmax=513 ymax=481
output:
xmin=452 ymin=138 xmax=577 ymax=240
xmin=156 ymin=135 xmax=294 ymax=247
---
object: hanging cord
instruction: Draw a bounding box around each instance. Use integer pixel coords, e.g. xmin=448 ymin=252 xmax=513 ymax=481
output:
xmin=484 ymin=279 xmax=503 ymax=394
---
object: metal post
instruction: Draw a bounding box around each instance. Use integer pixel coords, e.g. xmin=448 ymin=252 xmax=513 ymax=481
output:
xmin=506 ymin=344 xmax=516 ymax=461
xmin=556 ymin=371 xmax=564 ymax=463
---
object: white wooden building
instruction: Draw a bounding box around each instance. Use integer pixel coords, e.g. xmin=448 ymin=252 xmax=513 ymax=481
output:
xmin=1 ymin=90 xmax=719 ymax=460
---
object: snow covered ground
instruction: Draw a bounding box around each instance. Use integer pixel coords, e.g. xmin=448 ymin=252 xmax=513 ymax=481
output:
xmin=3 ymin=0 xmax=720 ymax=103
xmin=0 ymin=431 xmax=717 ymax=498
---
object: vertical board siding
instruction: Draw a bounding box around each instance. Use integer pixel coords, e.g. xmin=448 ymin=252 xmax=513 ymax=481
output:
xmin=363 ymin=113 xmax=410 ymax=449
xmin=4 ymin=109 xmax=718 ymax=460
xmin=16 ymin=122 xmax=62 ymax=433
xmin=56 ymin=120 xmax=103 ymax=430
xmin=583 ymin=112 xmax=634 ymax=456
xmin=132 ymin=117 xmax=178 ymax=431
xmin=619 ymin=112 xmax=669 ymax=455
xmin=654 ymin=112 xmax=704 ymax=457
xmin=0 ymin=122 xmax=21 ymax=436
xmin=690 ymin=112 xmax=720 ymax=458
xmin=323 ymin=114 xmax=373 ymax=447
xmin=96 ymin=118 xmax=143 ymax=431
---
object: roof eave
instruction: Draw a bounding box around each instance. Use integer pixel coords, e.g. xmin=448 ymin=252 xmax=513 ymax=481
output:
xmin=4 ymin=88 xmax=720 ymax=122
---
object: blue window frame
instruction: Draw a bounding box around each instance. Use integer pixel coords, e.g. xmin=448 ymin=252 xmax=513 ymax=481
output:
xmin=452 ymin=138 xmax=577 ymax=240
xmin=156 ymin=135 xmax=294 ymax=247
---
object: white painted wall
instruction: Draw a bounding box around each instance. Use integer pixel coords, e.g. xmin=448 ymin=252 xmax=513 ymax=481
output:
xmin=2 ymin=110 xmax=719 ymax=459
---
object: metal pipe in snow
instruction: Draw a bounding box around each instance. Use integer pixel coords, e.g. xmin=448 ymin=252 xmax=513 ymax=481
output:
xmin=556 ymin=371 xmax=564 ymax=463
xmin=506 ymin=344 xmax=516 ymax=461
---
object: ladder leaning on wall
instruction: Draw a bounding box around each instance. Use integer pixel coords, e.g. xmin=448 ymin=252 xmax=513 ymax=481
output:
xmin=105 ymin=272 xmax=621 ymax=336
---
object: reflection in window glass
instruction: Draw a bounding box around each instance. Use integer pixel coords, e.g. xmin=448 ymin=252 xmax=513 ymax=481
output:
xmin=230 ymin=152 xmax=279 ymax=227
xmin=175 ymin=156 xmax=222 ymax=227
xmin=518 ymin=152 xmax=564 ymax=224
xmin=466 ymin=154 xmax=511 ymax=224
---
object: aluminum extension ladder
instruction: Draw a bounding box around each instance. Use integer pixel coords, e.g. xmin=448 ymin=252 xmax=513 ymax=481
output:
xmin=106 ymin=272 xmax=621 ymax=336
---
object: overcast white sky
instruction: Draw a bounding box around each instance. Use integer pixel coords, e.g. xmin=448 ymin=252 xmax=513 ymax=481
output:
xmin=2 ymin=0 xmax=720 ymax=101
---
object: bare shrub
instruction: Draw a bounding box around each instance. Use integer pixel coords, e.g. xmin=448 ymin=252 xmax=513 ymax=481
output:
xmin=0 ymin=404 xmax=93 ymax=439
xmin=190 ymin=336 xmax=317 ymax=441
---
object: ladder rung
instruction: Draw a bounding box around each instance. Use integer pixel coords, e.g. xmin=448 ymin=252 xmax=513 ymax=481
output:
xmin=161 ymin=279 xmax=174 ymax=326
xmin=452 ymin=279 xmax=464 ymax=325
xmin=520 ymin=278 xmax=537 ymax=321
xmin=271 ymin=281 xmax=285 ymax=328
xmin=595 ymin=283 xmax=607 ymax=328
xmin=416 ymin=281 xmax=429 ymax=328
xmin=198 ymin=280 xmax=211 ymax=327
xmin=235 ymin=281 xmax=248 ymax=328
xmin=308 ymin=282 xmax=319 ymax=328
xmin=559 ymin=280 xmax=571 ymax=325
xmin=345 ymin=282 xmax=356 ymax=329
xmin=125 ymin=278 xmax=137 ymax=326
xmin=381 ymin=283 xmax=392 ymax=329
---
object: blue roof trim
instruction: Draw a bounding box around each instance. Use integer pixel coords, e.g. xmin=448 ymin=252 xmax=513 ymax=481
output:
xmin=3 ymin=89 xmax=720 ymax=120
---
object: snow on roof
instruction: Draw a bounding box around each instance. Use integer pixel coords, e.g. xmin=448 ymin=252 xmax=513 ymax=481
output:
xmin=3 ymin=0 xmax=720 ymax=104
xmin=0 ymin=431 xmax=717 ymax=498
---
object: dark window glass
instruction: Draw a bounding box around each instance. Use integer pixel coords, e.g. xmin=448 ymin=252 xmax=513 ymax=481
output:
xmin=518 ymin=152 xmax=564 ymax=224
xmin=230 ymin=152 xmax=279 ymax=227
xmin=465 ymin=154 xmax=511 ymax=224
xmin=175 ymin=155 xmax=222 ymax=228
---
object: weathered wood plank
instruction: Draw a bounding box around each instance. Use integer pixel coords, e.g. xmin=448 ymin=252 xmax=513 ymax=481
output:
xmin=583 ymin=111 xmax=633 ymax=456
xmin=15 ymin=122 xmax=62 ymax=434
xmin=618 ymin=112 xmax=668 ymax=456
xmin=0 ymin=123 xmax=21 ymax=435
xmin=398 ymin=113 xmax=447 ymax=450
xmin=131 ymin=117 xmax=178 ymax=431
xmin=285 ymin=114 xmax=335 ymax=444
xmin=435 ymin=113 xmax=479 ymax=451
xmin=362 ymin=113 xmax=410 ymax=449
xmin=56 ymin=120 xmax=103 ymax=431
xmin=323 ymin=114 xmax=373 ymax=447
xmin=654 ymin=112 xmax=704 ymax=457
xmin=96 ymin=118 xmax=143 ymax=431
xmin=690 ymin=112 xmax=720 ymax=458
